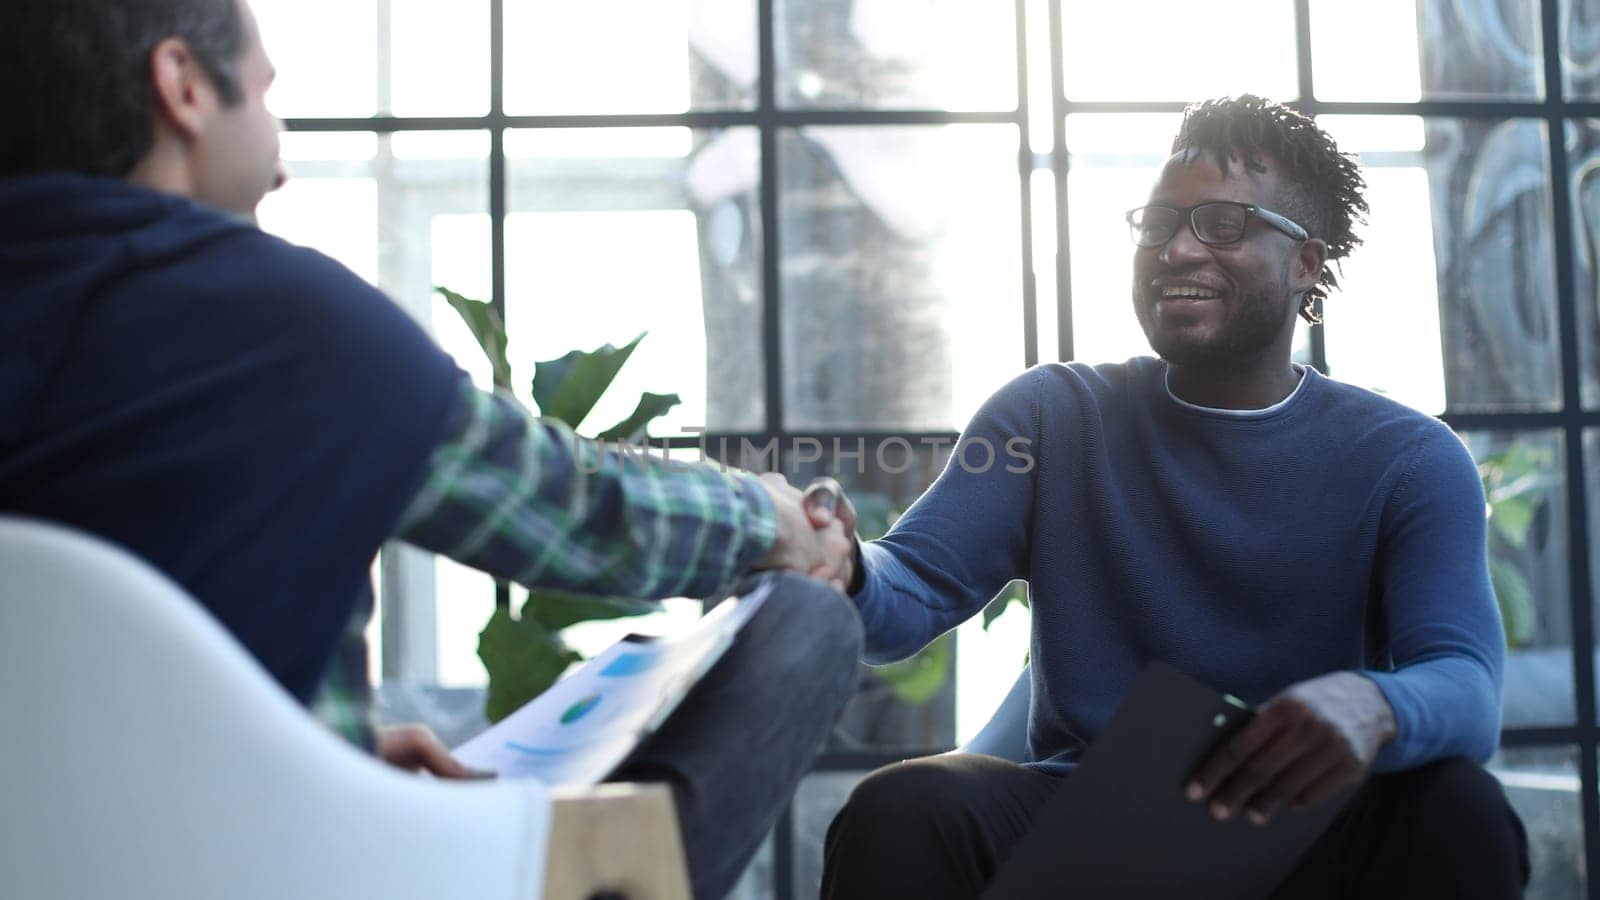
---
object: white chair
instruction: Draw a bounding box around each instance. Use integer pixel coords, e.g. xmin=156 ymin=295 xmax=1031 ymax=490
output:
xmin=0 ymin=515 xmax=689 ymax=900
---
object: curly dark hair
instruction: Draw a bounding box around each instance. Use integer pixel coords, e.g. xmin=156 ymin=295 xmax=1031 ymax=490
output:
xmin=1170 ymin=94 xmax=1368 ymax=324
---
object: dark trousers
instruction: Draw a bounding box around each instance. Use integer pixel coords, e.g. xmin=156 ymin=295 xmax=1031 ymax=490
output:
xmin=822 ymin=752 xmax=1530 ymax=900
xmin=608 ymin=572 xmax=864 ymax=900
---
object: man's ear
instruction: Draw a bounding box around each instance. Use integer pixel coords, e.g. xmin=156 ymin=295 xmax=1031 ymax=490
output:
xmin=1291 ymin=238 xmax=1329 ymax=294
xmin=147 ymin=37 xmax=218 ymax=141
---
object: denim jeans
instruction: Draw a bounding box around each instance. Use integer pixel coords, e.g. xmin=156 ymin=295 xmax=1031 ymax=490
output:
xmin=609 ymin=571 xmax=864 ymax=900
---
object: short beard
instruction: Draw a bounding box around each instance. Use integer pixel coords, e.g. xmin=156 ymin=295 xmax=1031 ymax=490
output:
xmin=1141 ymin=288 xmax=1295 ymax=372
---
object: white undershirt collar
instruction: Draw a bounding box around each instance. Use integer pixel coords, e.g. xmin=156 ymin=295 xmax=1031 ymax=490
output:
xmin=1164 ymin=364 xmax=1310 ymax=418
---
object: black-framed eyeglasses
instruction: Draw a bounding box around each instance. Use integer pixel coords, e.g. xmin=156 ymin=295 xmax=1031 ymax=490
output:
xmin=1125 ymin=201 xmax=1309 ymax=248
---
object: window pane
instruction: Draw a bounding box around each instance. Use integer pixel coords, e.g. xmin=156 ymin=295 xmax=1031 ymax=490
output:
xmin=775 ymin=0 xmax=1016 ymax=110
xmin=435 ymin=560 xmax=495 ymax=687
xmin=1059 ymin=1 xmax=1296 ymax=102
xmin=390 ymin=0 xmax=491 ymax=116
xmin=1317 ymin=116 xmax=1445 ymax=414
xmin=504 ymin=127 xmax=765 ymax=434
xmin=258 ymin=134 xmax=381 ymax=284
xmin=1311 ymin=0 xmax=1543 ymax=101
xmin=1562 ymin=0 xmax=1600 ymax=100
xmin=259 ymin=131 xmax=490 ymax=333
xmin=779 ymin=125 xmax=1024 ymax=431
xmin=1569 ymin=121 xmax=1600 ymax=408
xmin=1063 ymin=113 xmax=1180 ymax=366
xmin=255 ymin=0 xmax=488 ymax=118
xmin=256 ymin=0 xmax=376 ymax=117
xmin=504 ymin=0 xmax=755 ymax=114
xmin=1331 ymin=118 xmax=1556 ymax=413
xmin=1488 ymin=747 xmax=1585 ymax=900
xmin=1460 ymin=430 xmax=1572 ymax=728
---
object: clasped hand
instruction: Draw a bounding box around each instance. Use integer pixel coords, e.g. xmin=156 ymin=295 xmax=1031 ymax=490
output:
xmin=752 ymin=473 xmax=858 ymax=592
xmin=378 ymin=474 xmax=860 ymax=781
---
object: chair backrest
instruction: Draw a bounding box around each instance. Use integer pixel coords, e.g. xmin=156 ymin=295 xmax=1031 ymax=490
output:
xmin=0 ymin=515 xmax=552 ymax=900
xmin=959 ymin=665 xmax=1032 ymax=761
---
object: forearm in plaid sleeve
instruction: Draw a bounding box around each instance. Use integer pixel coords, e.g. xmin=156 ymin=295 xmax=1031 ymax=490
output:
xmin=393 ymin=379 xmax=778 ymax=599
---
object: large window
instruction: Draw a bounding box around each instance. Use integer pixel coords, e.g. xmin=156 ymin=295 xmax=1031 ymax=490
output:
xmin=259 ymin=1 xmax=1599 ymax=897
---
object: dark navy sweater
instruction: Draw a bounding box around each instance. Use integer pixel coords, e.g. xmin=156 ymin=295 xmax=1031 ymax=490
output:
xmin=854 ymin=359 xmax=1504 ymax=774
xmin=0 ymin=174 xmax=462 ymax=701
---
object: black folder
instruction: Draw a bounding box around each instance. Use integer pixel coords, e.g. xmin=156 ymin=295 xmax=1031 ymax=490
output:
xmin=983 ymin=662 xmax=1354 ymax=900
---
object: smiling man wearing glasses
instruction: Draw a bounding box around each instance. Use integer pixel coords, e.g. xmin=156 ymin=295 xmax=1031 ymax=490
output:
xmin=821 ymin=96 xmax=1530 ymax=899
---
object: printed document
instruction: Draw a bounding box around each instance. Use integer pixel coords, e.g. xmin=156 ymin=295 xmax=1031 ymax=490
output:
xmin=453 ymin=577 xmax=773 ymax=786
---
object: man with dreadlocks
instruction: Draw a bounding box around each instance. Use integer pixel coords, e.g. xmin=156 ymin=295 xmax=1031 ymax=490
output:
xmin=820 ymin=95 xmax=1529 ymax=899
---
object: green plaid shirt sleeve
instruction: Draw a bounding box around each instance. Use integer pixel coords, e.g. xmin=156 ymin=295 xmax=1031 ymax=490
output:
xmin=310 ymin=582 xmax=379 ymax=750
xmin=393 ymin=379 xmax=779 ymax=599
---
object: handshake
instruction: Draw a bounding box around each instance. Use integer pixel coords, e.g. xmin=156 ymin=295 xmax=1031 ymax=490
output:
xmin=751 ymin=473 xmax=859 ymax=594
xmin=373 ymin=472 xmax=862 ymax=781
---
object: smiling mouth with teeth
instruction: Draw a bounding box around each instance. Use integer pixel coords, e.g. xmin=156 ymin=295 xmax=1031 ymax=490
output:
xmin=1159 ymin=285 xmax=1222 ymax=300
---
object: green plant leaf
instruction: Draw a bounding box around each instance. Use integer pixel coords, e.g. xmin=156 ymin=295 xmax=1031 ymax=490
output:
xmin=436 ymin=286 xmax=513 ymax=391
xmin=875 ymin=633 xmax=952 ymax=706
xmin=597 ymin=392 xmax=683 ymax=443
xmin=1489 ymin=556 xmax=1537 ymax=649
xmin=478 ymin=604 xmax=582 ymax=723
xmin=468 ymin=329 xmax=685 ymax=725
xmin=521 ymin=589 xmax=664 ymax=633
xmin=1480 ymin=447 xmax=1556 ymax=505
xmin=1478 ymin=443 xmax=1556 ymax=551
xmin=1488 ymin=496 xmax=1536 ymax=549
xmin=530 ymin=333 xmax=647 ymax=429
xmin=1491 ymin=469 xmax=1558 ymax=504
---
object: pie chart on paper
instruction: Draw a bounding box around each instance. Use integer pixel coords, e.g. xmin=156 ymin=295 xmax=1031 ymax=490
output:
xmin=560 ymin=693 xmax=603 ymax=725
xmin=450 ymin=578 xmax=778 ymax=786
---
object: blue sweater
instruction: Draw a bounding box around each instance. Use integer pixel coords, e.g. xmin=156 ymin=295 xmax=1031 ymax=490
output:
xmin=854 ymin=359 xmax=1504 ymax=774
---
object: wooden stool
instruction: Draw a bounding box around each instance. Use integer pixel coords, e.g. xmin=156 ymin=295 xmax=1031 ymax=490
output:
xmin=542 ymin=784 xmax=692 ymax=900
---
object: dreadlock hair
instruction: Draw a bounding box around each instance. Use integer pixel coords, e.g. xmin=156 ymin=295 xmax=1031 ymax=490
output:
xmin=1170 ymin=95 xmax=1368 ymax=324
